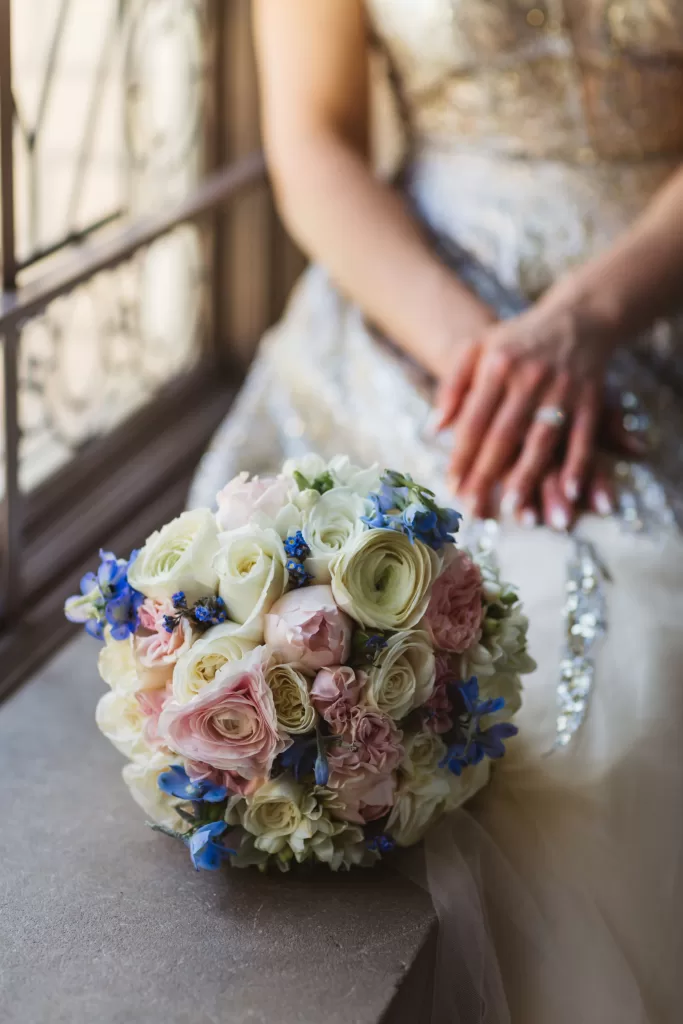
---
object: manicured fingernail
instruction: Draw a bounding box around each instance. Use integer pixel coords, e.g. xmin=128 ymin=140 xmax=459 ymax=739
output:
xmin=595 ymin=490 xmax=613 ymax=517
xmin=449 ymin=475 xmax=461 ymax=494
xmin=500 ymin=491 xmax=519 ymax=517
xmin=520 ymin=508 xmax=537 ymax=529
xmin=550 ymin=506 xmax=569 ymax=532
xmin=424 ymin=409 xmax=445 ymax=438
xmin=564 ymin=478 xmax=579 ymax=502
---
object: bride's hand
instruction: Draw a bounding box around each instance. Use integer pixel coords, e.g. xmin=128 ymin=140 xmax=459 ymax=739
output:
xmin=435 ymin=279 xmax=621 ymax=509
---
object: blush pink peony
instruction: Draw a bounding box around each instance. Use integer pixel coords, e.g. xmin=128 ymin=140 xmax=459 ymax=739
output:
xmin=158 ymin=648 xmax=289 ymax=778
xmin=216 ymin=472 xmax=292 ymax=531
xmin=331 ymin=769 xmax=397 ymax=825
xmin=310 ymin=665 xmax=362 ymax=733
xmin=424 ymin=550 xmax=483 ymax=654
xmin=264 ymin=585 xmax=352 ymax=673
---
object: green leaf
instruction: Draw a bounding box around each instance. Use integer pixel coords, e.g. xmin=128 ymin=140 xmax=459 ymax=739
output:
xmin=293 ymin=470 xmax=312 ymax=492
xmin=312 ymin=471 xmax=335 ymax=494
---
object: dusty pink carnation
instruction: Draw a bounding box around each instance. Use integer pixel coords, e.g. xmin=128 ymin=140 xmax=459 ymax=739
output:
xmin=158 ymin=648 xmax=289 ymax=778
xmin=328 ymin=706 xmax=403 ymax=785
xmin=264 ymin=585 xmax=352 ymax=673
xmin=310 ymin=665 xmax=362 ymax=734
xmin=216 ymin=472 xmax=292 ymax=531
xmin=424 ymin=550 xmax=483 ymax=653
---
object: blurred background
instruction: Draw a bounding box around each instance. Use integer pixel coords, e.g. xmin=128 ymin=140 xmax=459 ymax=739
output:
xmin=0 ymin=0 xmax=309 ymax=695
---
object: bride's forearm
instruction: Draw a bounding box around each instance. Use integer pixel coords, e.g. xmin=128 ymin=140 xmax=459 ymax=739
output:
xmin=554 ymin=165 xmax=683 ymax=341
xmin=269 ymin=130 xmax=494 ymax=379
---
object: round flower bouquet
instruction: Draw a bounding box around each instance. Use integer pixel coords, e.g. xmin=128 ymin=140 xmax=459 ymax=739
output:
xmin=65 ymin=455 xmax=534 ymax=873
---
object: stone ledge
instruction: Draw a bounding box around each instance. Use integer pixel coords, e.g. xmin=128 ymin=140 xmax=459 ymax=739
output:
xmin=0 ymin=634 xmax=436 ymax=1024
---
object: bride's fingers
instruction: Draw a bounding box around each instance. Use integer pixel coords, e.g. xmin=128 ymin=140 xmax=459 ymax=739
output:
xmin=588 ymin=462 xmax=616 ymax=517
xmin=541 ymin=470 xmax=574 ymax=532
xmin=446 ymin=350 xmax=512 ymax=490
xmin=500 ymin=373 xmax=571 ymax=513
xmin=458 ymin=362 xmax=547 ymax=510
xmin=559 ymin=380 xmax=599 ymax=502
xmin=433 ymin=340 xmax=480 ymax=432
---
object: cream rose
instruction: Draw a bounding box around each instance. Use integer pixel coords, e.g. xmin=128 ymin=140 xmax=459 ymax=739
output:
xmin=386 ymin=771 xmax=451 ymax=847
xmin=265 ymin=662 xmax=316 ymax=734
xmin=172 ymin=622 xmax=258 ymax=704
xmin=228 ymin=775 xmax=304 ymax=855
xmin=128 ymin=509 xmax=219 ymax=604
xmin=122 ymin=753 xmax=186 ymax=832
xmin=362 ymin=629 xmax=435 ymax=720
xmin=214 ymin=525 xmax=288 ymax=640
xmin=401 ymin=727 xmax=448 ymax=783
xmin=96 ymin=687 xmax=154 ymax=762
xmin=331 ymin=529 xmax=440 ymax=630
xmin=302 ymin=487 xmax=370 ymax=583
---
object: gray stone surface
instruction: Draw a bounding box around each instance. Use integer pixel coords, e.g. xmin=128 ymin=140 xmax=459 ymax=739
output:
xmin=0 ymin=634 xmax=436 ymax=1024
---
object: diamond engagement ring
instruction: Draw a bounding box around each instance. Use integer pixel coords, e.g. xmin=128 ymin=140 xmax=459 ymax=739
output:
xmin=534 ymin=405 xmax=566 ymax=427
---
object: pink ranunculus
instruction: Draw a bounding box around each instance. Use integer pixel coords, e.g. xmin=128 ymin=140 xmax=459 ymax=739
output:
xmin=424 ymin=549 xmax=483 ymax=654
xmin=136 ymin=684 xmax=172 ymax=749
xmin=331 ymin=769 xmax=397 ymax=824
xmin=310 ymin=665 xmax=362 ymax=733
xmin=328 ymin=705 xmax=403 ymax=789
xmin=264 ymin=585 xmax=352 ymax=673
xmin=158 ymin=648 xmax=289 ymax=778
xmin=186 ymin=759 xmax=264 ymax=798
xmin=134 ymin=599 xmax=194 ymax=685
xmin=216 ymin=472 xmax=292 ymax=531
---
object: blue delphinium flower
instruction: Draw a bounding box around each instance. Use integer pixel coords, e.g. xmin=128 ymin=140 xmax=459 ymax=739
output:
xmin=367 ymin=834 xmax=396 ymax=854
xmin=362 ymin=470 xmax=461 ymax=551
xmin=158 ymin=765 xmax=227 ymax=803
xmin=187 ymin=822 xmax=235 ymax=871
xmin=65 ymin=548 xmax=143 ymax=641
xmin=441 ymin=677 xmax=518 ymax=775
xmin=279 ymin=736 xmax=317 ymax=780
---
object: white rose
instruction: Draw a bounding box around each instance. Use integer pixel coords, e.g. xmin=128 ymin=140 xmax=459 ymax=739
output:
xmin=98 ymin=629 xmax=141 ymax=694
xmin=362 ymin=629 xmax=435 ymax=720
xmin=214 ymin=525 xmax=288 ymax=640
xmin=401 ymin=727 xmax=447 ymax=783
xmin=216 ymin=472 xmax=305 ymax=538
xmin=265 ymin=662 xmax=316 ymax=734
xmin=228 ymin=775 xmax=304 ymax=855
xmin=445 ymin=759 xmax=491 ymax=812
xmin=386 ymin=771 xmax=451 ymax=847
xmin=122 ymin=753 xmax=186 ymax=832
xmin=171 ymin=622 xmax=258 ymax=704
xmin=128 ymin=509 xmax=219 ymax=604
xmin=302 ymin=487 xmax=370 ymax=583
xmin=96 ymin=687 xmax=153 ymax=762
xmin=331 ymin=529 xmax=440 ymax=630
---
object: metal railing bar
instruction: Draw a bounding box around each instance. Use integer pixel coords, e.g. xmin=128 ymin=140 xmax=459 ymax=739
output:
xmin=14 ymin=209 xmax=125 ymax=273
xmin=0 ymin=151 xmax=266 ymax=329
xmin=0 ymin=0 xmax=17 ymax=289
xmin=2 ymin=324 xmax=22 ymax=622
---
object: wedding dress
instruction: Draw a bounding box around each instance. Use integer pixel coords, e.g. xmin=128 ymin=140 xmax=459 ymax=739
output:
xmin=189 ymin=2 xmax=683 ymax=1021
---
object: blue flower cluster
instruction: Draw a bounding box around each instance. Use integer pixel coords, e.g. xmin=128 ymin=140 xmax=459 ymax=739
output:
xmin=366 ymin=834 xmax=396 ymax=854
xmin=188 ymin=822 xmax=235 ymax=871
xmin=362 ymin=470 xmax=461 ymax=550
xmin=158 ymin=765 xmax=227 ymax=803
xmin=284 ymin=531 xmax=313 ymax=589
xmin=441 ymin=678 xmax=518 ymax=776
xmin=64 ymin=548 xmax=143 ymax=641
xmin=155 ymin=766 xmax=233 ymax=871
xmin=278 ymin=726 xmax=332 ymax=786
xmin=162 ymin=591 xmax=228 ymax=634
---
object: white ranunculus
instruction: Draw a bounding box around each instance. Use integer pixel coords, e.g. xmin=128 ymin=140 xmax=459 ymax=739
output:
xmin=386 ymin=771 xmax=451 ymax=847
xmin=214 ymin=525 xmax=288 ymax=640
xmin=265 ymin=662 xmax=316 ymax=734
xmin=98 ymin=629 xmax=141 ymax=694
xmin=122 ymin=753 xmax=186 ymax=832
xmin=331 ymin=529 xmax=440 ymax=631
xmin=401 ymin=727 xmax=448 ymax=783
xmin=362 ymin=629 xmax=435 ymax=720
xmin=302 ymin=487 xmax=370 ymax=583
xmin=128 ymin=509 xmax=219 ymax=604
xmin=228 ymin=775 xmax=304 ymax=855
xmin=96 ymin=687 xmax=152 ymax=762
xmin=171 ymin=621 xmax=258 ymax=704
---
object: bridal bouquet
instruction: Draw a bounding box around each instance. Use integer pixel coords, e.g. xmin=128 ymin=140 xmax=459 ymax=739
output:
xmin=65 ymin=455 xmax=534 ymax=873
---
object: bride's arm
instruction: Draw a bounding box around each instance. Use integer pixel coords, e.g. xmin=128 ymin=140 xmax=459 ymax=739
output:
xmin=252 ymin=0 xmax=493 ymax=380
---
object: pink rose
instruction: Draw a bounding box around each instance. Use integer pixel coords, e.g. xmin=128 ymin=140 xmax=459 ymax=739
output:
xmin=158 ymin=648 xmax=289 ymax=778
xmin=186 ymin=759 xmax=264 ymax=798
xmin=264 ymin=585 xmax=352 ymax=673
xmin=330 ymin=769 xmax=397 ymax=824
xmin=310 ymin=665 xmax=362 ymax=733
xmin=134 ymin=599 xmax=194 ymax=685
xmin=216 ymin=472 xmax=292 ymax=531
xmin=136 ymin=684 xmax=172 ymax=749
xmin=328 ymin=705 xmax=403 ymax=785
xmin=424 ymin=550 xmax=483 ymax=653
